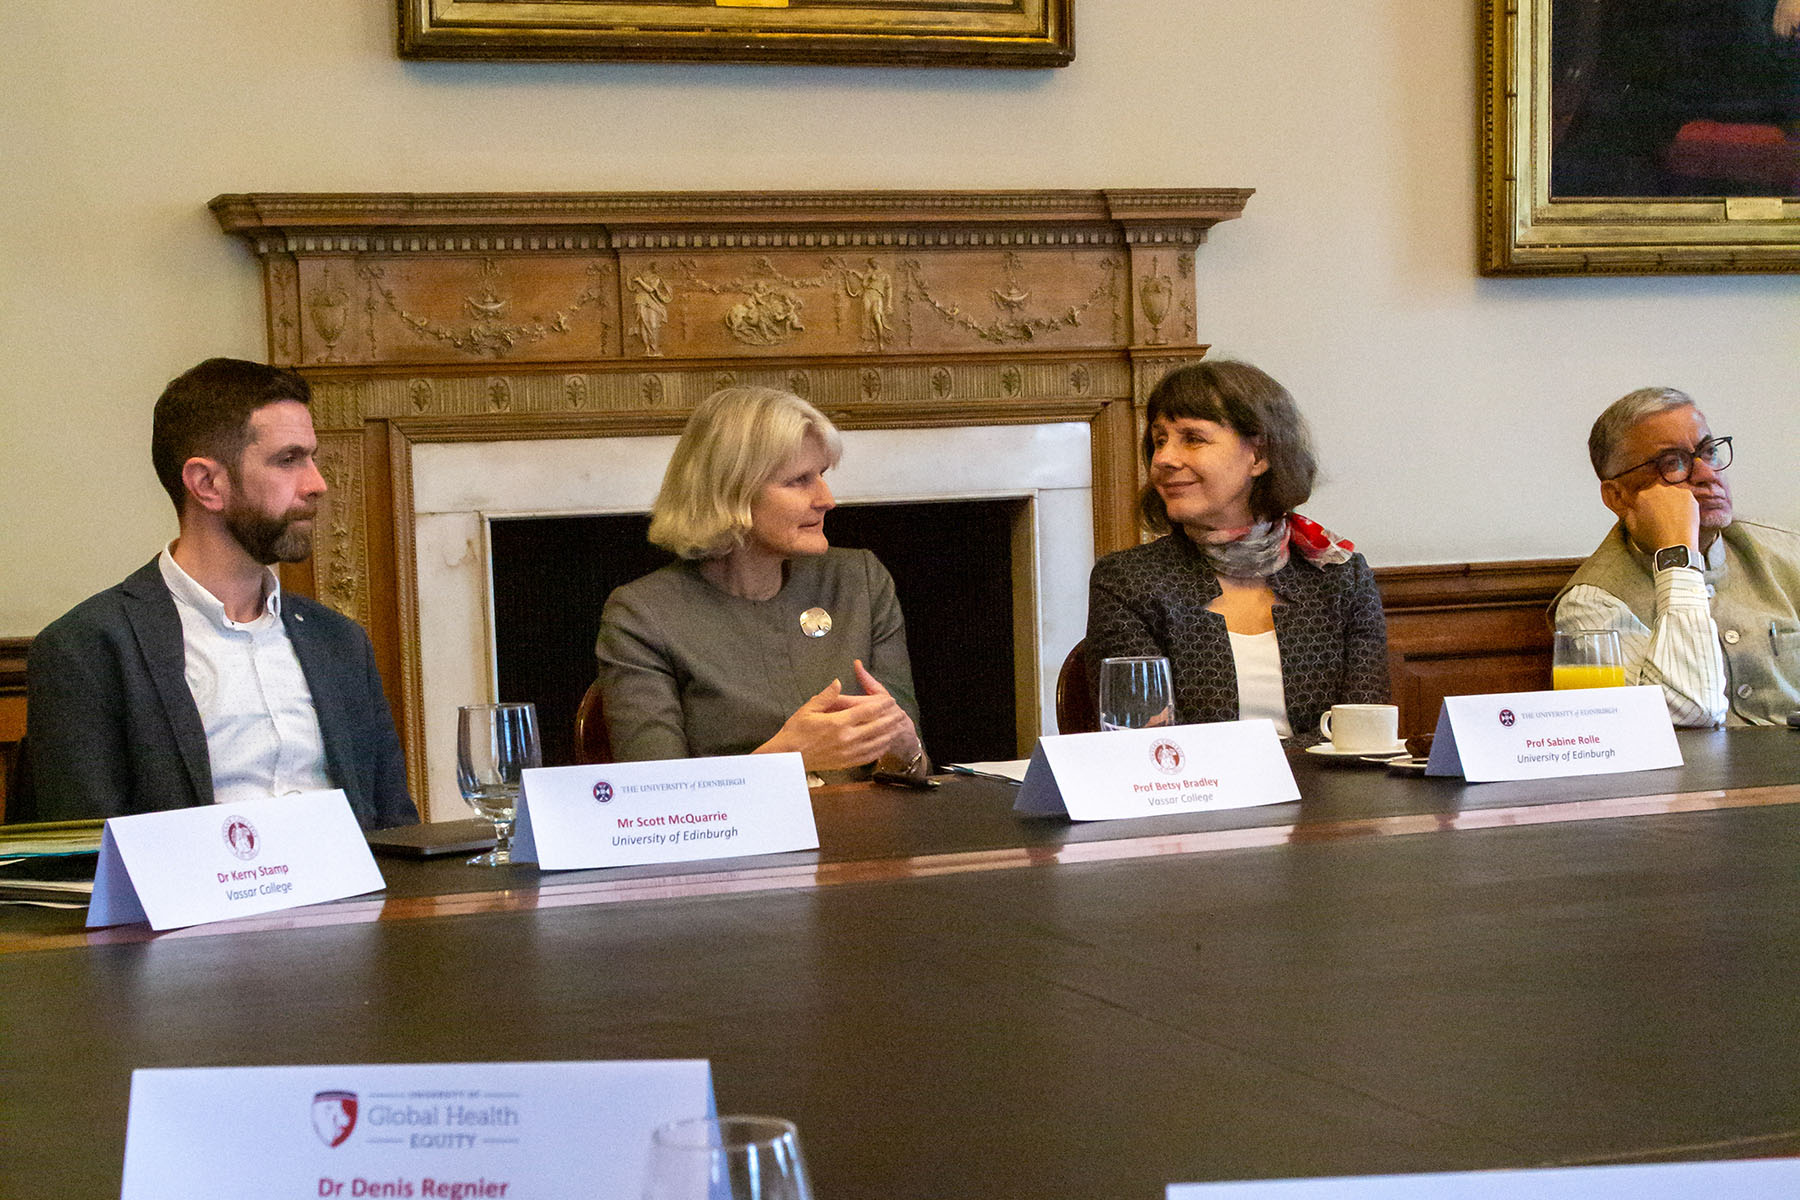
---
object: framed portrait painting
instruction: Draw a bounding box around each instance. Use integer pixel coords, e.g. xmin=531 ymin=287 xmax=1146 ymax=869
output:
xmin=397 ymin=0 xmax=1074 ymax=67
xmin=1482 ymin=0 xmax=1800 ymax=274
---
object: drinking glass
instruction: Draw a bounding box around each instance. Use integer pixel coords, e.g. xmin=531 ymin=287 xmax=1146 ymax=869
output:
xmin=1552 ymin=629 xmax=1625 ymax=690
xmin=642 ymin=1116 xmax=812 ymax=1200
xmin=1097 ymin=655 xmax=1174 ymax=730
xmin=455 ymin=702 xmax=541 ymax=866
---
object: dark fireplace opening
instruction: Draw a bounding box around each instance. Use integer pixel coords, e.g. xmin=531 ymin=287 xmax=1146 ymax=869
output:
xmin=490 ymin=499 xmax=1026 ymax=770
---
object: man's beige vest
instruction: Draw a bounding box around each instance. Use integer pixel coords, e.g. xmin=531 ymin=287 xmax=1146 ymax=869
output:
xmin=1553 ymin=519 xmax=1800 ymax=725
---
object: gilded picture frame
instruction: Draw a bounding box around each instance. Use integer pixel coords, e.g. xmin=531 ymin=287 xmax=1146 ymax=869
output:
xmin=1481 ymin=0 xmax=1800 ymax=275
xmin=397 ymin=0 xmax=1074 ymax=67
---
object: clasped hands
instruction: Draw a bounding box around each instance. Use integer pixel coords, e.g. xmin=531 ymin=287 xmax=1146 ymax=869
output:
xmin=757 ymin=659 xmax=923 ymax=774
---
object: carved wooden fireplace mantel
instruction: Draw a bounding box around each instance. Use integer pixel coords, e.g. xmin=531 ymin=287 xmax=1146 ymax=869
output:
xmin=211 ymin=188 xmax=1252 ymax=805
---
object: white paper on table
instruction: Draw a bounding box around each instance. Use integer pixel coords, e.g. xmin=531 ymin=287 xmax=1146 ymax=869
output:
xmin=946 ymin=760 xmax=1032 ymax=783
xmin=1014 ymin=721 xmax=1298 ymax=821
xmin=512 ymin=752 xmax=818 ymax=871
xmin=87 ymin=789 xmax=385 ymax=931
xmin=1168 ymin=1158 xmax=1800 ymax=1199
xmin=1424 ymin=685 xmax=1681 ymax=782
xmin=121 ymin=1060 xmax=714 ymax=1200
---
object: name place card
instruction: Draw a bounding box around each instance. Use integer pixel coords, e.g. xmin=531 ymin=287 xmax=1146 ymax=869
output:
xmin=511 ymin=752 xmax=819 ymax=871
xmin=1424 ymin=685 xmax=1681 ymax=782
xmin=120 ymin=1060 xmax=714 ymax=1200
xmin=1168 ymin=1157 xmax=1800 ymax=1198
xmin=87 ymin=789 xmax=386 ymax=931
xmin=1014 ymin=720 xmax=1299 ymax=821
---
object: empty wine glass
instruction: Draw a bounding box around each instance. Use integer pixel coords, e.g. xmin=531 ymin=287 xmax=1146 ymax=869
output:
xmin=1097 ymin=655 xmax=1174 ymax=730
xmin=455 ymin=702 xmax=541 ymax=866
xmin=642 ymin=1116 xmax=812 ymax=1200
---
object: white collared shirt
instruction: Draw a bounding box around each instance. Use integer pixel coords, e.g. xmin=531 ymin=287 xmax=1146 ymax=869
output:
xmin=158 ymin=546 xmax=333 ymax=805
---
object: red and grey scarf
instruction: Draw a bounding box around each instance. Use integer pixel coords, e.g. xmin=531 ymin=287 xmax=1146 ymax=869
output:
xmin=1196 ymin=513 xmax=1355 ymax=578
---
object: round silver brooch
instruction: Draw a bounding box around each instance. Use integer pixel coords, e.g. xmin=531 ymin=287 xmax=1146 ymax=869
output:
xmin=799 ymin=607 xmax=833 ymax=638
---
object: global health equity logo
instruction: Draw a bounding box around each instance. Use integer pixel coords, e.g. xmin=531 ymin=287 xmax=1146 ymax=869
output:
xmin=313 ymin=1091 xmax=359 ymax=1148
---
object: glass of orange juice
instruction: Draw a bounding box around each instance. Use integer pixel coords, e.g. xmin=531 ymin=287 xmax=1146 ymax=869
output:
xmin=1553 ymin=629 xmax=1625 ymax=689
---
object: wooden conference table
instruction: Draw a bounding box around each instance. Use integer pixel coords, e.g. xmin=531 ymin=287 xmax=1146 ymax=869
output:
xmin=4 ymin=729 xmax=1800 ymax=1198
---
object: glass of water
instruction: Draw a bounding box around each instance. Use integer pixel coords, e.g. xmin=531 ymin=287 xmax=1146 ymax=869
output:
xmin=455 ymin=702 xmax=541 ymax=866
xmin=1097 ymin=655 xmax=1174 ymax=731
xmin=642 ymin=1116 xmax=812 ymax=1200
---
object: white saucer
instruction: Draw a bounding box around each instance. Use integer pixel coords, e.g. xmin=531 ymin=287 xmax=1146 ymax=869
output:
xmin=1304 ymin=741 xmax=1409 ymax=758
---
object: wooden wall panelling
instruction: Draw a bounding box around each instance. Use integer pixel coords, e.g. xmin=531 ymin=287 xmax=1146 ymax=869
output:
xmin=0 ymin=637 xmax=27 ymax=819
xmin=1376 ymin=559 xmax=1580 ymax=738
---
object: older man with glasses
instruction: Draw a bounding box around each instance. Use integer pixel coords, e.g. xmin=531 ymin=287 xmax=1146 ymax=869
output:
xmin=1552 ymin=387 xmax=1800 ymax=726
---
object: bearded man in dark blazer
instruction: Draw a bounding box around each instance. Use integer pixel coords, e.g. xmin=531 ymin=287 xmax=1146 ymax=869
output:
xmin=21 ymin=358 xmax=416 ymax=830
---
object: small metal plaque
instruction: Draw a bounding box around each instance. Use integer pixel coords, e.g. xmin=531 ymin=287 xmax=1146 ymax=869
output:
xmin=1724 ymin=197 xmax=1785 ymax=222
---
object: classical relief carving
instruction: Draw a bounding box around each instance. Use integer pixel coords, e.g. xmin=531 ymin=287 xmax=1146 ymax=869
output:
xmin=903 ymin=253 xmax=1123 ymax=345
xmin=308 ymin=267 xmax=351 ymax=362
xmin=843 ymin=258 xmax=894 ymax=351
xmin=359 ymin=259 xmax=609 ymax=359
xmin=627 ymin=264 xmax=673 ymax=357
xmin=1178 ymin=252 xmax=1197 ymax=341
xmin=313 ymin=444 xmax=363 ymax=622
xmin=269 ymin=258 xmax=298 ymax=362
xmin=1131 ymin=354 xmax=1210 ymax=404
xmin=1139 ymin=258 xmax=1174 ymax=346
xmin=725 ymin=282 xmax=806 ymax=346
xmin=676 ymin=257 xmax=835 ymax=349
xmin=304 ymin=359 xmax=1131 ymax=431
xmin=991 ymin=254 xmax=1032 ymax=313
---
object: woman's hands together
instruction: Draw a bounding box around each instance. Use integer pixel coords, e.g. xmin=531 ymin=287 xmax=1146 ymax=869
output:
xmin=757 ymin=660 xmax=923 ymax=774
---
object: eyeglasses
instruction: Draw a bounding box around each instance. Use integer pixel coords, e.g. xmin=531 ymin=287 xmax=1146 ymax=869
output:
xmin=1606 ymin=436 xmax=1733 ymax=484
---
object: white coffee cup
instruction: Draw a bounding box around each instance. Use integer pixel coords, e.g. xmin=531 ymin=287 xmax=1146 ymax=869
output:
xmin=1317 ymin=703 xmax=1400 ymax=753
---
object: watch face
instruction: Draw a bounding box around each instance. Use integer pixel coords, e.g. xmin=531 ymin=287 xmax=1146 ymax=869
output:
xmin=1655 ymin=546 xmax=1692 ymax=572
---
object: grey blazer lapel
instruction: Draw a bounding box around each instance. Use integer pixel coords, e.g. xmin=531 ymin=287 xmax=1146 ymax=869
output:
xmin=285 ymin=604 xmax=360 ymax=815
xmin=120 ymin=561 xmax=214 ymax=806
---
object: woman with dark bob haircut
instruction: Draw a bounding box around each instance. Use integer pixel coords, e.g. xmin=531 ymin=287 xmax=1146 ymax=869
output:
xmin=1084 ymin=361 xmax=1389 ymax=738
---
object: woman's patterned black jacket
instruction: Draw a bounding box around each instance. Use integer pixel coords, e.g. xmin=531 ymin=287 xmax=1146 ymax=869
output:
xmin=1084 ymin=529 xmax=1391 ymax=741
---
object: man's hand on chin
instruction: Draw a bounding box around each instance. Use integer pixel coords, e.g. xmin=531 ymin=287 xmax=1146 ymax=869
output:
xmin=1624 ymin=484 xmax=1701 ymax=556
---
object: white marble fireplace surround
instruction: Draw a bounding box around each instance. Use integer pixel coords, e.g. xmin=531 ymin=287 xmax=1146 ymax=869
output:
xmin=413 ymin=422 xmax=1095 ymax=818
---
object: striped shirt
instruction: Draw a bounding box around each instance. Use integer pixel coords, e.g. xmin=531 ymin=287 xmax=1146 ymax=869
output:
xmin=1555 ymin=545 xmax=1727 ymax=728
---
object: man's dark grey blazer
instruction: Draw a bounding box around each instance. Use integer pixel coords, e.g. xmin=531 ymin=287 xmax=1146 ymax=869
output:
xmin=24 ymin=559 xmax=417 ymax=830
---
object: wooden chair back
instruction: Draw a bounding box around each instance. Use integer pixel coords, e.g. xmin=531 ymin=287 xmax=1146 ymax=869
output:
xmin=1053 ymin=639 xmax=1099 ymax=735
xmin=572 ymin=679 xmax=613 ymax=765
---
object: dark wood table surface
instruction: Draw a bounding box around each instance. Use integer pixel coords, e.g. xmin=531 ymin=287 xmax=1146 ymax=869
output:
xmin=5 ymin=729 xmax=1800 ymax=1197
